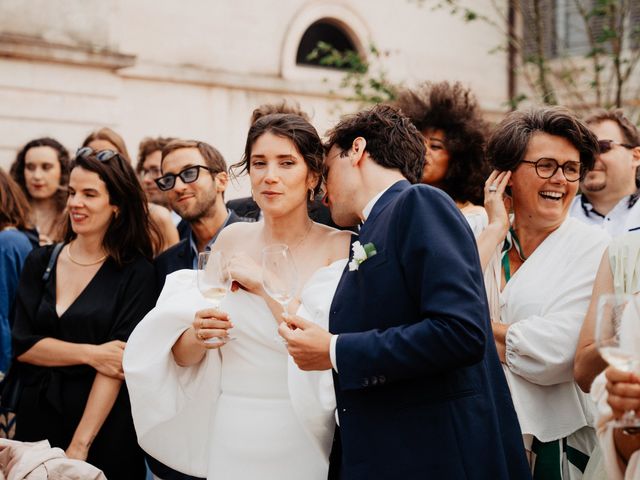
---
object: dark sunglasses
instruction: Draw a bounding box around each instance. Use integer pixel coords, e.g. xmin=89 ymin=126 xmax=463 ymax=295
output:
xmin=155 ymin=165 xmax=213 ymax=191
xmin=75 ymin=146 xmax=121 ymax=163
xmin=598 ymin=139 xmax=636 ymax=153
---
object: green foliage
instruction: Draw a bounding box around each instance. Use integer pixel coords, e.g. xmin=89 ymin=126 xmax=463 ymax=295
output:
xmin=306 ymin=42 xmax=399 ymax=105
xmin=506 ymin=93 xmax=529 ymax=110
xmin=421 ymin=0 xmax=640 ymax=112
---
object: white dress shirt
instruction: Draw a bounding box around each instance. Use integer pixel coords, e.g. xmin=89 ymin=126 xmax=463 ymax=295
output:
xmin=570 ymin=193 xmax=640 ymax=236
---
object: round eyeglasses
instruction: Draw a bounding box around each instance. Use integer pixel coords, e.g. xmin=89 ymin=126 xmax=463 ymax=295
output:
xmin=520 ymin=158 xmax=583 ymax=182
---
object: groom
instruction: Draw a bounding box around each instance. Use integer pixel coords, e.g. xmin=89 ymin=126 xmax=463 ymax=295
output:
xmin=279 ymin=105 xmax=531 ymax=479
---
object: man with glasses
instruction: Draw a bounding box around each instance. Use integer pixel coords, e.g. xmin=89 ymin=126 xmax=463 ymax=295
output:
xmin=154 ymin=139 xmax=243 ymax=294
xmin=570 ymin=109 xmax=640 ymax=235
xmin=135 ymin=136 xmax=187 ymax=248
xmin=136 ymin=136 xmax=174 ymax=209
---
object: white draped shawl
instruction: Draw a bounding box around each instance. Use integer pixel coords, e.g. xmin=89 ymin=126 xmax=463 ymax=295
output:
xmin=123 ymin=261 xmax=345 ymax=477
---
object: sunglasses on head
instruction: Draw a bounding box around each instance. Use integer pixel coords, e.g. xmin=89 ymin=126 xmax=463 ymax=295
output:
xmin=154 ymin=165 xmax=213 ymax=191
xmin=75 ymin=146 xmax=122 ymax=163
xmin=597 ymin=139 xmax=636 ymax=153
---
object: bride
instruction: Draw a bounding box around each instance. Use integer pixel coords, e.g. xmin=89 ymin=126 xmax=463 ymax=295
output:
xmin=123 ymin=113 xmax=351 ymax=479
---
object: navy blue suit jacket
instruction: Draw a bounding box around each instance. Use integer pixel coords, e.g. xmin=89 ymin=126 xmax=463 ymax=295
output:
xmin=330 ymin=181 xmax=530 ymax=479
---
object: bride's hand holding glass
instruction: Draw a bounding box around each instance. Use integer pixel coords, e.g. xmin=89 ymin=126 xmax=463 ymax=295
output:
xmin=192 ymin=308 xmax=233 ymax=349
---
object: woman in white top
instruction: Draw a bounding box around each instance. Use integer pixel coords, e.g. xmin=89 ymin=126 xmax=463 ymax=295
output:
xmin=392 ymin=81 xmax=490 ymax=235
xmin=124 ymin=113 xmax=351 ymax=479
xmin=477 ymin=107 xmax=609 ymax=479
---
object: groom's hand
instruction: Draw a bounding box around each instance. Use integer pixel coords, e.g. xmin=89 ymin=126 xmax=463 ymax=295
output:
xmin=278 ymin=315 xmax=333 ymax=371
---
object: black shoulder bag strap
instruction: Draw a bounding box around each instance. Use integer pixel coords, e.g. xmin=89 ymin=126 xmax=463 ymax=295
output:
xmin=42 ymin=243 xmax=64 ymax=283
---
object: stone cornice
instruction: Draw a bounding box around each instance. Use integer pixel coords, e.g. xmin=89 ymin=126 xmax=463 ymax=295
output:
xmin=0 ymin=33 xmax=136 ymax=69
xmin=118 ymin=62 xmax=346 ymax=99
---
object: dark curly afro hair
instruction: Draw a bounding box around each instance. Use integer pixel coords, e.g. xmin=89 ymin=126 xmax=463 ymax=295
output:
xmin=392 ymin=81 xmax=490 ymax=205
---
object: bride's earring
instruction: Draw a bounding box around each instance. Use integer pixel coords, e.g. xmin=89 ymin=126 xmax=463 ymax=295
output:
xmin=308 ymin=188 xmax=315 ymax=202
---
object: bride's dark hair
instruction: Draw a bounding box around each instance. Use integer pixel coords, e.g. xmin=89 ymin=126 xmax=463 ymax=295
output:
xmin=232 ymin=113 xmax=324 ymax=198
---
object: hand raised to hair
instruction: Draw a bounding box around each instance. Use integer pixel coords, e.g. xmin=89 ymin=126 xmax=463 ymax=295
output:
xmin=484 ymin=170 xmax=512 ymax=236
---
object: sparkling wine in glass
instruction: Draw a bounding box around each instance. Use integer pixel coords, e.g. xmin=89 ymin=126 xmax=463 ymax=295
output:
xmin=197 ymin=251 xmax=233 ymax=345
xmin=262 ymin=244 xmax=298 ymax=321
xmin=596 ymin=293 xmax=640 ymax=427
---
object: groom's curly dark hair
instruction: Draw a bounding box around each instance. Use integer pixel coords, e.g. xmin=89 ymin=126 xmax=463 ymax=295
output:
xmin=324 ymin=104 xmax=426 ymax=184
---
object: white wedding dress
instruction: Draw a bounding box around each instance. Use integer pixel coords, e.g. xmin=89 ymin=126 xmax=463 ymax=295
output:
xmin=123 ymin=259 xmax=346 ymax=480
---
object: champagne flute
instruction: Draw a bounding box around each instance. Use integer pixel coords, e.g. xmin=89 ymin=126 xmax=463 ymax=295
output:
xmin=262 ymin=244 xmax=298 ymax=334
xmin=197 ymin=251 xmax=233 ymax=345
xmin=596 ymin=293 xmax=640 ymax=427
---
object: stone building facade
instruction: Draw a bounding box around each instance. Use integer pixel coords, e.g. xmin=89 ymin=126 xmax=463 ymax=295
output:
xmin=0 ymin=0 xmax=508 ymax=197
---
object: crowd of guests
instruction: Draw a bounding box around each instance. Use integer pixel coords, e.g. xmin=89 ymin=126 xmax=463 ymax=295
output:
xmin=0 ymin=85 xmax=639 ymax=479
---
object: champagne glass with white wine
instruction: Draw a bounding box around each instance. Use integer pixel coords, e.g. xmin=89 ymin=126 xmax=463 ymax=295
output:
xmin=197 ymin=251 xmax=234 ymax=345
xmin=596 ymin=293 xmax=640 ymax=427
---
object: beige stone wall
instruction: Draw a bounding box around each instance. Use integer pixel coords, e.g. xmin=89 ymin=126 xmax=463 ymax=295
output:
xmin=0 ymin=0 xmax=508 ymax=198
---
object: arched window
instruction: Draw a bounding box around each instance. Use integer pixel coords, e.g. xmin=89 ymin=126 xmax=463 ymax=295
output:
xmin=296 ymin=20 xmax=358 ymax=70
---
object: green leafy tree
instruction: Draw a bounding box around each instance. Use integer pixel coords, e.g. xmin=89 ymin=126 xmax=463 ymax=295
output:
xmin=306 ymin=42 xmax=400 ymax=105
xmin=423 ymin=0 xmax=640 ymax=119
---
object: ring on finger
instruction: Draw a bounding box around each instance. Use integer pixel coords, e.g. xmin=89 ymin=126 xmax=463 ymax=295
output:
xmin=488 ymin=184 xmax=498 ymax=192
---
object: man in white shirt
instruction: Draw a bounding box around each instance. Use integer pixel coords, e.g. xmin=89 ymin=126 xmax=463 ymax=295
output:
xmin=570 ymin=109 xmax=640 ymax=235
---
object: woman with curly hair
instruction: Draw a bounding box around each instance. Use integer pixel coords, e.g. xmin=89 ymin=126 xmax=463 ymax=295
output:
xmin=393 ymin=81 xmax=491 ymax=235
xmin=10 ymin=138 xmax=71 ymax=245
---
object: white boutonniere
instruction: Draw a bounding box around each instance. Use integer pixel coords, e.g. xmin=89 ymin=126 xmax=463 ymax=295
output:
xmin=348 ymin=241 xmax=378 ymax=271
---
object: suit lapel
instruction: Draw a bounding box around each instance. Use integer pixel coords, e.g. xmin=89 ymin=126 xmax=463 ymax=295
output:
xmin=329 ymin=181 xmax=410 ymax=333
xmin=359 ymin=180 xmax=410 ymax=239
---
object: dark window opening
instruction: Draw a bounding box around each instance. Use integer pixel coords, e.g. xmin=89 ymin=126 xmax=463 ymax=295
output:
xmin=296 ymin=20 xmax=357 ymax=69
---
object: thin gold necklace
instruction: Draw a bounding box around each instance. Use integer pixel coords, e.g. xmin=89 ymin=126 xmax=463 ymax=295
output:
xmin=291 ymin=220 xmax=313 ymax=251
xmin=266 ymin=220 xmax=313 ymax=252
xmin=67 ymin=242 xmax=107 ymax=267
